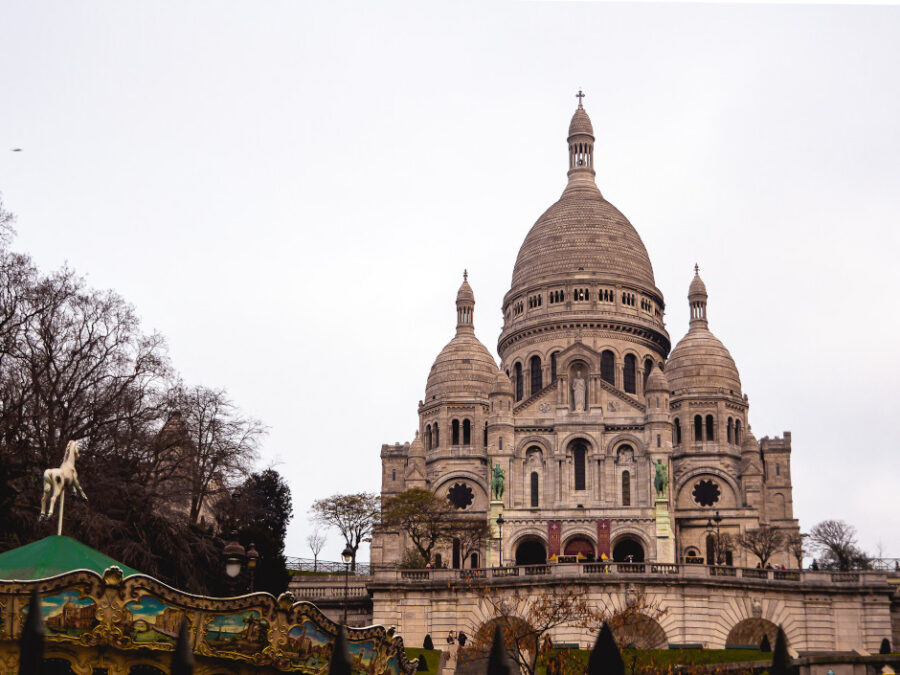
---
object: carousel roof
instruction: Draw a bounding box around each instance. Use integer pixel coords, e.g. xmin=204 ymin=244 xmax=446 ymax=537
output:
xmin=0 ymin=535 xmax=141 ymax=581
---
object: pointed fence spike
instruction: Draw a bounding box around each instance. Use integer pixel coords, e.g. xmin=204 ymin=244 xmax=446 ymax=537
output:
xmin=170 ymin=618 xmax=194 ymax=675
xmin=19 ymin=586 xmax=45 ymax=675
xmin=771 ymin=626 xmax=792 ymax=675
xmin=329 ymin=624 xmax=353 ymax=675
xmin=588 ymin=622 xmax=624 ymax=675
xmin=488 ymin=624 xmax=514 ymax=675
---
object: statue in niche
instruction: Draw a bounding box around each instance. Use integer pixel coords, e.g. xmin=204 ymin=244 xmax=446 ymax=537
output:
xmin=617 ymin=447 xmax=634 ymax=464
xmin=654 ymin=459 xmax=668 ymax=499
xmin=572 ymin=370 xmax=586 ymax=411
xmin=491 ymin=462 xmax=505 ymax=501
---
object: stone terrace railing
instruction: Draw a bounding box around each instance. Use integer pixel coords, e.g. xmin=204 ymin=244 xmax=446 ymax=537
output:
xmin=370 ymin=562 xmax=890 ymax=586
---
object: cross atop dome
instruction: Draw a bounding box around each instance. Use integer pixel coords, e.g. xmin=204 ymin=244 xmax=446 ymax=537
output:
xmin=576 ymin=89 xmax=585 ymax=108
xmin=694 ymin=263 xmax=700 ymax=275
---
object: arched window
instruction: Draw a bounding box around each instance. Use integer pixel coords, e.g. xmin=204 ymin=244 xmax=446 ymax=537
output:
xmin=470 ymin=552 xmax=479 ymax=568
xmin=483 ymin=421 xmax=488 ymax=447
xmin=452 ymin=419 xmax=460 ymax=445
xmin=735 ymin=420 xmax=742 ymax=444
xmin=452 ymin=539 xmax=461 ymax=569
xmin=706 ymin=535 xmax=716 ymax=565
xmin=601 ymin=350 xmax=615 ymax=384
xmin=623 ymin=354 xmax=636 ymax=393
xmin=463 ymin=419 xmax=471 ymax=445
xmin=433 ymin=423 xmax=439 ymax=448
xmin=705 ymin=415 xmax=714 ymax=441
xmin=727 ymin=418 xmax=733 ymax=443
xmin=514 ymin=362 xmax=523 ymax=401
xmin=622 ymin=471 xmax=631 ymax=506
xmin=530 ymin=355 xmax=542 ymax=395
xmin=550 ymin=352 xmax=558 ymax=381
xmin=530 ymin=472 xmax=539 ymax=507
xmin=643 ymin=358 xmax=654 ymax=390
xmin=425 ymin=425 xmax=432 ymax=451
xmin=573 ymin=444 xmax=586 ymax=491
xmin=674 ymin=418 xmax=682 ymax=445
xmin=694 ymin=415 xmax=703 ymax=441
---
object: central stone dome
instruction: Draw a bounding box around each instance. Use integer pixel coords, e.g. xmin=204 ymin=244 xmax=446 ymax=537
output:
xmin=510 ymin=181 xmax=657 ymax=292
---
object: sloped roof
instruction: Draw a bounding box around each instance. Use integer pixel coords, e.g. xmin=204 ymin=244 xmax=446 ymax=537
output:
xmin=0 ymin=535 xmax=141 ymax=581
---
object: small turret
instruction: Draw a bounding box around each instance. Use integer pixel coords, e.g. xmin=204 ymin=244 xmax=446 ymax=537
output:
xmin=405 ymin=431 xmax=426 ymax=489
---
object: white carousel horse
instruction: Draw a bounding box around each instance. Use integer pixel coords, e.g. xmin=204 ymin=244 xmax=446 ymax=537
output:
xmin=40 ymin=440 xmax=88 ymax=521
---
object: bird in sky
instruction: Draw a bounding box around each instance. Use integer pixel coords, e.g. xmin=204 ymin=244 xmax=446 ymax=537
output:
xmin=11 ymin=148 xmax=22 ymax=152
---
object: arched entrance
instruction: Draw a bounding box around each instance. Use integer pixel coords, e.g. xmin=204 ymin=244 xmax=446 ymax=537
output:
xmin=563 ymin=536 xmax=595 ymax=560
xmin=726 ymin=618 xmax=780 ymax=649
xmin=612 ymin=537 xmax=645 ymax=562
xmin=610 ymin=614 xmax=668 ymax=649
xmin=515 ymin=539 xmax=547 ymax=565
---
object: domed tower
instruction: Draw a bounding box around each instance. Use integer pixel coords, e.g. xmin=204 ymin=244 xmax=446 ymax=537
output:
xmin=499 ymin=98 xmax=669 ymax=411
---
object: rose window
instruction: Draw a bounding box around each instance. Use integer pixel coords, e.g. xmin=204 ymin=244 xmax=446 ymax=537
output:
xmin=692 ymin=480 xmax=720 ymax=507
xmin=448 ymin=482 xmax=474 ymax=510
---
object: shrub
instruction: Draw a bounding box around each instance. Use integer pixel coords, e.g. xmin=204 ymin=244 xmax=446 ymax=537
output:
xmin=423 ymin=634 xmax=434 ymax=650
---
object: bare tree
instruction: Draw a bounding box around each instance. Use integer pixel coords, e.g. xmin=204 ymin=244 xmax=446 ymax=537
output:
xmin=163 ymin=385 xmax=266 ymax=525
xmin=311 ymin=492 xmax=379 ymax=571
xmin=736 ymin=526 xmax=786 ymax=567
xmin=785 ymin=532 xmax=807 ymax=569
xmin=307 ymin=528 xmax=326 ymax=571
xmin=809 ymin=520 xmax=867 ymax=570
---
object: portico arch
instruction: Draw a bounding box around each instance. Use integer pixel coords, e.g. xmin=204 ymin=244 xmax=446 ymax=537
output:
xmin=514 ymin=536 xmax=547 ymax=565
xmin=726 ymin=618 xmax=780 ymax=649
xmin=611 ymin=533 xmax=646 ymax=562
xmin=610 ymin=613 xmax=668 ymax=649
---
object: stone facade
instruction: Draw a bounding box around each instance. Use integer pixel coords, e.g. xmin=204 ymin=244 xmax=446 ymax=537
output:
xmin=371 ymin=100 xmax=799 ymax=572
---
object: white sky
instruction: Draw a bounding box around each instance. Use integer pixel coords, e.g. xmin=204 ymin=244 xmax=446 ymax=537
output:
xmin=1 ymin=1 xmax=898 ymax=563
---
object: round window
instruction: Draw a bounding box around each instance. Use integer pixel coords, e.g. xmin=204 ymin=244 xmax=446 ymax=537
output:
xmin=692 ymin=479 xmax=720 ymax=507
xmin=448 ymin=483 xmax=474 ymax=510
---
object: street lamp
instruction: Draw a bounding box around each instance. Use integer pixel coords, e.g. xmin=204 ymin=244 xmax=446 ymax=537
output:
xmin=246 ymin=542 xmax=259 ymax=592
xmin=341 ymin=545 xmax=353 ymax=625
xmin=223 ymin=537 xmax=246 ymax=590
xmin=713 ymin=511 xmax=723 ymax=564
xmin=496 ymin=514 xmax=505 ymax=567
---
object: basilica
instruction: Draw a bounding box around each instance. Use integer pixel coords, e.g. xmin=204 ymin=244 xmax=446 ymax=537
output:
xmin=372 ymin=99 xmax=799 ymax=571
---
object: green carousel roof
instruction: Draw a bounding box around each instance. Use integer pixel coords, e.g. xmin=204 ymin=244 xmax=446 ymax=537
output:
xmin=0 ymin=535 xmax=142 ymax=580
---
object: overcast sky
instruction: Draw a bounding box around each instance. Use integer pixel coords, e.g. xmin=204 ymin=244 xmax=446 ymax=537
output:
xmin=1 ymin=1 xmax=898 ymax=563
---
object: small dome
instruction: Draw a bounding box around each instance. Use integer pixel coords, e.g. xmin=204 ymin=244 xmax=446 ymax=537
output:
xmin=740 ymin=428 xmax=763 ymax=475
xmin=568 ymin=105 xmax=594 ymax=137
xmin=425 ymin=333 xmax=498 ymax=400
xmin=689 ymin=271 xmax=707 ymax=298
xmin=666 ymin=327 xmax=741 ymax=395
xmin=491 ymin=370 xmax=514 ymax=396
xmin=644 ymin=363 xmax=669 ymax=392
xmin=457 ymin=272 xmax=474 ymax=304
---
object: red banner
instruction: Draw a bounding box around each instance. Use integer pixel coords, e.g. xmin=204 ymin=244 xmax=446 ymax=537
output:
xmin=597 ymin=519 xmax=611 ymax=559
xmin=548 ymin=521 xmax=562 ymax=558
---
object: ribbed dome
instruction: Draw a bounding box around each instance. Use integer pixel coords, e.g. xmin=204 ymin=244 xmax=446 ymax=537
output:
xmin=667 ymin=327 xmax=741 ymax=395
xmin=457 ymin=276 xmax=474 ymax=303
xmin=425 ymin=332 xmax=498 ymax=400
xmin=569 ymin=106 xmax=593 ymax=137
xmin=689 ymin=273 xmax=707 ymax=298
xmin=491 ymin=370 xmax=514 ymax=396
xmin=510 ymin=181 xmax=657 ymax=292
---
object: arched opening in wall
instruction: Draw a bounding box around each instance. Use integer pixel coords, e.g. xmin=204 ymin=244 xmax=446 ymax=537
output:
xmin=572 ymin=443 xmax=587 ymax=491
xmin=515 ymin=539 xmax=547 ymax=565
xmin=621 ymin=470 xmax=631 ymax=506
xmin=683 ymin=547 xmax=702 ymax=563
xmin=612 ymin=537 xmax=644 ymax=562
xmin=452 ymin=538 xmax=461 ymax=569
xmin=530 ymin=355 xmax=542 ymax=395
xmin=563 ymin=536 xmax=595 ymax=560
xmin=610 ymin=614 xmax=669 ymax=649
xmin=705 ymin=415 xmax=715 ymax=441
xmin=727 ymin=418 xmax=733 ymax=443
xmin=550 ymin=352 xmax=558 ymax=381
xmin=514 ymin=362 xmax=523 ymax=401
xmin=425 ymin=425 xmax=432 ymax=451
xmin=434 ymin=553 xmax=443 ymax=568
xmin=483 ymin=421 xmax=488 ymax=447
xmin=530 ymin=471 xmax=539 ymax=507
xmin=601 ymin=350 xmax=615 ymax=384
xmin=452 ymin=419 xmax=460 ymax=445
xmin=433 ymin=423 xmax=439 ymax=447
xmin=643 ymin=357 xmax=655 ymax=390
xmin=624 ymin=354 xmax=637 ymax=393
xmin=726 ymin=618 xmax=780 ymax=650
xmin=470 ymin=552 xmax=479 ymax=568
xmin=735 ymin=420 xmax=743 ymax=444
xmin=694 ymin=415 xmax=703 ymax=441
xmin=674 ymin=418 xmax=682 ymax=445
xmin=463 ymin=419 xmax=471 ymax=445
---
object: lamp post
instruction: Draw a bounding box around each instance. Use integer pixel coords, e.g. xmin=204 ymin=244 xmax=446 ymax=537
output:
xmin=341 ymin=545 xmax=353 ymax=625
xmin=246 ymin=542 xmax=259 ymax=592
xmin=223 ymin=537 xmax=246 ymax=594
xmin=496 ymin=514 xmax=505 ymax=567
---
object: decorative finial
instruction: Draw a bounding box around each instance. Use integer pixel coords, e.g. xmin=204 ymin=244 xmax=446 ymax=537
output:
xmin=463 ymin=269 xmax=468 ymax=282
xmin=694 ymin=263 xmax=699 ymax=276
xmin=576 ymin=89 xmax=585 ymax=108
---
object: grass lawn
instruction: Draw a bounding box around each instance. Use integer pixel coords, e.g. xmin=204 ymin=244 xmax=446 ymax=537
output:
xmin=537 ymin=649 xmax=769 ymax=673
xmin=405 ymin=648 xmax=442 ymax=675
